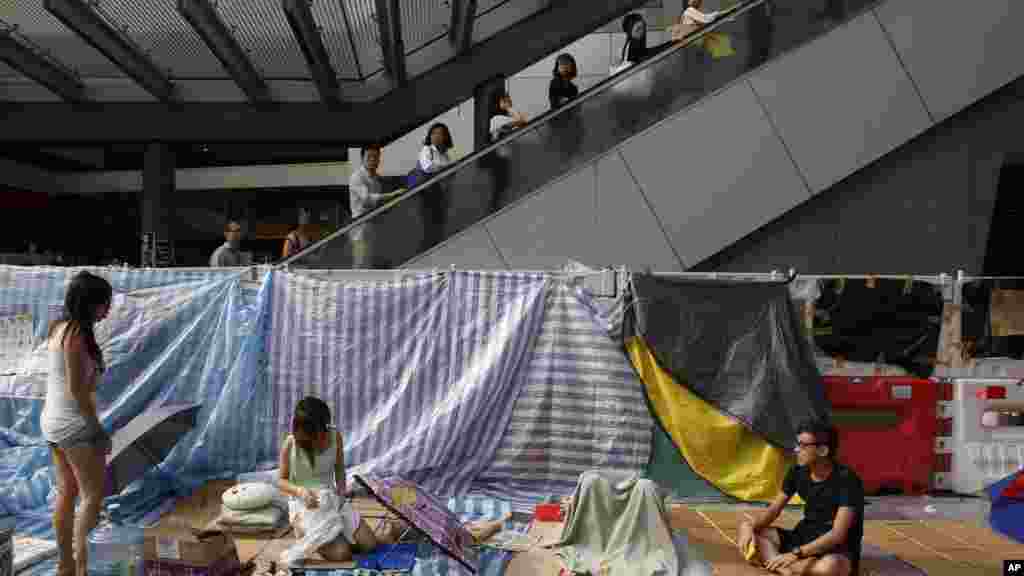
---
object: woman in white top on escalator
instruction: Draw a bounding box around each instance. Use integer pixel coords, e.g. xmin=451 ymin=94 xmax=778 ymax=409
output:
xmin=418 ymin=123 xmax=454 ymax=177
xmin=42 ymin=270 xmax=114 ymax=576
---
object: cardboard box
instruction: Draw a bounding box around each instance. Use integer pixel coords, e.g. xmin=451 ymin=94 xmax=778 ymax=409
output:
xmin=144 ymin=529 xmax=240 ymax=576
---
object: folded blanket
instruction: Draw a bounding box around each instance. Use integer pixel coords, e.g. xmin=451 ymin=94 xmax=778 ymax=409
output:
xmin=217 ymin=502 xmax=286 ymax=528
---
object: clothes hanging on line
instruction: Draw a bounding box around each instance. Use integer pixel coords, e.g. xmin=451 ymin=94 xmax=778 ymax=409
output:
xmin=813 ymin=278 xmax=943 ymax=378
xmin=961 ymin=280 xmax=1024 ymax=359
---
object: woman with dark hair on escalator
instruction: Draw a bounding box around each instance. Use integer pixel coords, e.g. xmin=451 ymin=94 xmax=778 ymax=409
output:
xmin=617 ymin=13 xmax=649 ymax=69
xmin=549 ymin=53 xmax=579 ymax=110
xmin=412 ymin=123 xmax=455 ymax=252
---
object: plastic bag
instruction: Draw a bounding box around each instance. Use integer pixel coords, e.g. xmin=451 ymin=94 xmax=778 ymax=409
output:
xmin=280 ymin=490 xmax=347 ymax=566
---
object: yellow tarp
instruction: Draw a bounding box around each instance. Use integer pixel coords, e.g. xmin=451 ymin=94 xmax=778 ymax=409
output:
xmin=626 ymin=336 xmax=800 ymax=504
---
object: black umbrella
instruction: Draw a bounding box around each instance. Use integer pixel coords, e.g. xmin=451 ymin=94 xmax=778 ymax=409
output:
xmin=105 ymin=403 xmax=200 ymax=496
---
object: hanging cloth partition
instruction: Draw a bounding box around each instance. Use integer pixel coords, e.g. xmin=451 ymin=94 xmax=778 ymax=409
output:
xmin=623 ymin=274 xmax=828 ymax=502
xmin=627 ymin=337 xmax=798 ymax=502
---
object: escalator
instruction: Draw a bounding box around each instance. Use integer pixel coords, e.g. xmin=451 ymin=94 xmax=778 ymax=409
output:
xmin=283 ymin=0 xmax=1023 ymax=270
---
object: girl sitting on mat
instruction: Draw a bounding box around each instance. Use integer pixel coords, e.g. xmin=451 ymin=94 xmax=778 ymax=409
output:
xmin=278 ymin=397 xmax=509 ymax=561
xmin=278 ymin=396 xmax=391 ymax=561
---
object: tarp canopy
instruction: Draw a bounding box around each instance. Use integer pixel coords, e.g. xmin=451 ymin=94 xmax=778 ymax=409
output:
xmin=625 ymin=274 xmax=829 ymax=450
xmin=0 ymin=265 xmax=652 ymax=544
xmin=0 ymin=267 xmax=274 ymax=523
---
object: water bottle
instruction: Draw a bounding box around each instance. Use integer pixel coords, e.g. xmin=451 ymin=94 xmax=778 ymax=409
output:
xmin=87 ymin=504 xmax=144 ymax=576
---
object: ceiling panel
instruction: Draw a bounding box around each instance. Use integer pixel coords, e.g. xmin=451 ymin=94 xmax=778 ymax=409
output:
xmin=92 ymin=0 xmax=224 ymax=78
xmin=0 ymin=0 xmax=122 ymax=76
xmin=336 ymin=0 xmax=384 ymax=79
xmin=0 ymin=61 xmax=19 ymax=77
xmin=310 ymin=0 xmax=363 ymax=80
xmin=401 ymin=0 xmax=450 ymax=55
xmin=214 ymin=0 xmax=309 ymax=78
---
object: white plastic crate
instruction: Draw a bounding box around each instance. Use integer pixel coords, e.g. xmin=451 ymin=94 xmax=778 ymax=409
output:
xmin=947 ymin=378 xmax=1024 ymax=494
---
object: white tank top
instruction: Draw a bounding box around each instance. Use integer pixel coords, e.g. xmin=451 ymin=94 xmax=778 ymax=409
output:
xmin=40 ymin=326 xmax=90 ymax=443
xmin=288 ymin=433 xmax=338 ymax=490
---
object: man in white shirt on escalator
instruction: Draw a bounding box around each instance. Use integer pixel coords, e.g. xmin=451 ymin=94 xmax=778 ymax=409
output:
xmin=349 ymin=146 xmax=402 ymax=269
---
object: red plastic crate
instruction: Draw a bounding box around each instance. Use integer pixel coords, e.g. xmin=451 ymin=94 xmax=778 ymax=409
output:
xmin=823 ymin=376 xmax=938 ymax=495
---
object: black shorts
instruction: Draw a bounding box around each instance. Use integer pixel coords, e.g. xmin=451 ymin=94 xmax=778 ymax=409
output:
xmin=776 ymin=522 xmax=851 ymax=560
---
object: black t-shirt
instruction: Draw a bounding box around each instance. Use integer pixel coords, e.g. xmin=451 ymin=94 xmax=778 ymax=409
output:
xmin=783 ymin=463 xmax=864 ymax=567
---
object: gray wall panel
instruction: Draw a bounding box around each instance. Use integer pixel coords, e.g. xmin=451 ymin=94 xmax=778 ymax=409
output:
xmin=484 ymin=166 xmax=600 ymax=270
xmin=405 ymin=225 xmax=507 ymax=270
xmin=875 ymin=0 xmax=1024 ymax=123
xmin=748 ymin=12 xmax=931 ymax=194
xmin=593 ymin=152 xmax=685 ymax=271
xmin=619 ymin=81 xmax=809 ymax=266
xmin=696 ymin=78 xmax=1024 ymax=275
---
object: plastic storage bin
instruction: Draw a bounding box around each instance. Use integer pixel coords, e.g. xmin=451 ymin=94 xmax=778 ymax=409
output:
xmin=822 ymin=376 xmax=938 ymax=495
xmin=946 ymin=378 xmax=1024 ymax=494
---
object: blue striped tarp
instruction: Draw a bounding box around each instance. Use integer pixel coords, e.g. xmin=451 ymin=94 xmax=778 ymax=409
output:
xmin=474 ymin=282 xmax=653 ymax=504
xmin=0 ymin=265 xmax=247 ymax=431
xmin=0 ymin=266 xmax=277 ymax=521
xmin=268 ymin=270 xmax=549 ymax=498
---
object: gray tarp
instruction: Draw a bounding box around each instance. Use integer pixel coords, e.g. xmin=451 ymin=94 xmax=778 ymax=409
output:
xmin=625 ymin=274 xmax=829 ymax=449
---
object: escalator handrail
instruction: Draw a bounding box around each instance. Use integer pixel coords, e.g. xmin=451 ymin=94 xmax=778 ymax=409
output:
xmin=279 ymin=0 xmax=769 ymax=268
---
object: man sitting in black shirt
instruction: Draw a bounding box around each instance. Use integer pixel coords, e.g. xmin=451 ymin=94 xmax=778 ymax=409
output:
xmin=736 ymin=420 xmax=864 ymax=576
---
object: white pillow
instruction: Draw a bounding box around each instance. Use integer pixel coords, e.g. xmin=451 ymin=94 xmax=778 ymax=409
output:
xmin=238 ymin=469 xmax=289 ymax=509
xmin=223 ymin=482 xmax=276 ymax=511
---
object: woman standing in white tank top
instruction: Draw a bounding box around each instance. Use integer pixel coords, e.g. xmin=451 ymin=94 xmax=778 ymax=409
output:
xmin=42 ymin=271 xmax=113 ymax=576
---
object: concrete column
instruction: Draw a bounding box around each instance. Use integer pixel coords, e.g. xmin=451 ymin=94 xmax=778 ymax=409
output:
xmin=140 ymin=143 xmax=175 ymax=266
